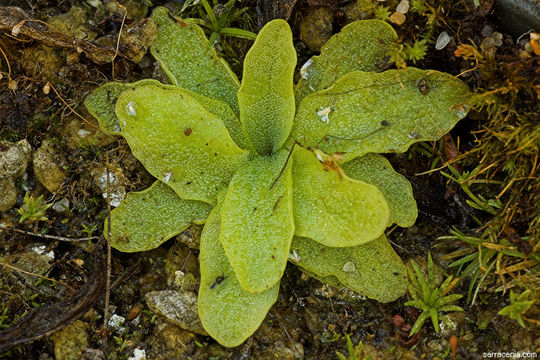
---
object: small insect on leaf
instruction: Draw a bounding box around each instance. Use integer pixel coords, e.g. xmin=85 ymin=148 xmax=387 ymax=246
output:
xmin=210 ymin=274 xmax=227 ymax=289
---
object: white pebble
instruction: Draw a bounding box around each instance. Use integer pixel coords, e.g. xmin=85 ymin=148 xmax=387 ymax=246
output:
xmin=52 ymin=198 xmax=70 ymax=212
xmin=128 ymin=348 xmax=146 ymax=360
xmin=108 ymin=314 xmax=125 ymax=330
xmin=435 ymin=31 xmax=451 ymax=50
xmin=396 ymin=0 xmax=409 ymax=14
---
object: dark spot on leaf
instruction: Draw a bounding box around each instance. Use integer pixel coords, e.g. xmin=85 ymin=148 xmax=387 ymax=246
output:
xmin=117 ymin=235 xmax=130 ymax=243
xmin=184 ymin=128 xmax=192 ymax=136
xmin=186 ymin=181 xmax=192 ymax=185
xmin=416 ymin=78 xmax=430 ymax=95
xmin=214 ymin=152 xmax=218 ymax=156
xmin=210 ymin=274 xmax=226 ymax=289
xmin=253 ymin=206 xmax=258 ymax=211
xmin=273 ymin=195 xmax=283 ymax=212
xmin=393 ymin=272 xmax=400 ymax=276
xmin=320 ymin=249 xmax=325 ymax=253
xmin=271 ymin=255 xmax=275 ymax=259
xmin=381 ymin=120 xmax=389 ymax=126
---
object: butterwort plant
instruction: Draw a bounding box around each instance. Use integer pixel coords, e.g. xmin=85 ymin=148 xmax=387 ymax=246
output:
xmin=85 ymin=7 xmax=471 ymax=347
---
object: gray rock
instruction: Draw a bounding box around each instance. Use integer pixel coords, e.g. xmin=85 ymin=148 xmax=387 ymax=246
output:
xmin=493 ymin=0 xmax=540 ymax=36
xmin=0 ymin=177 xmax=17 ymax=212
xmin=299 ymin=7 xmax=335 ymax=52
xmin=51 ymin=320 xmax=89 ymax=360
xmin=0 ymin=139 xmax=32 ymax=179
xmin=0 ymin=139 xmax=31 ymax=211
xmin=145 ymin=290 xmax=207 ymax=335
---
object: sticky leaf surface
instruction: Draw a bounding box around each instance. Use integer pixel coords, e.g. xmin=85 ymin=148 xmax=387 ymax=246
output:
xmin=295 ymin=19 xmax=397 ymax=104
xmin=290 ymin=235 xmax=407 ymax=302
xmin=150 ymin=7 xmax=240 ymax=114
xmin=85 ymin=79 xmax=249 ymax=149
xmin=292 ymin=146 xmax=389 ymax=247
xmin=199 ymin=202 xmax=279 ymax=347
xmin=220 ymin=151 xmax=294 ymax=292
xmin=116 ymin=85 xmax=248 ymax=205
xmin=238 ymin=19 xmax=296 ymax=154
xmin=291 ymin=68 xmax=470 ymax=161
xmin=107 ymin=181 xmax=211 ymax=252
xmin=342 ymin=153 xmax=417 ymax=227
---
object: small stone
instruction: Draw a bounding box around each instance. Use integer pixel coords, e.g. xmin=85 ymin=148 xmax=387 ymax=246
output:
xmin=481 ymin=25 xmax=493 ymax=37
xmin=435 ymin=31 xmax=451 ymax=50
xmin=87 ymin=0 xmax=102 ymax=7
xmin=33 ymin=141 xmax=67 ymax=193
xmin=0 ymin=245 xmax=54 ymax=286
xmin=299 ymin=7 xmax=335 ymax=52
xmin=32 ymin=245 xmax=55 ymax=261
xmin=107 ymin=314 xmax=126 ymax=330
xmin=519 ymin=49 xmax=532 ymax=59
xmin=0 ymin=139 xmax=32 ymax=179
xmin=128 ymin=348 xmax=146 ymax=360
xmin=0 ymin=178 xmax=17 ymax=212
xmin=52 ymin=198 xmax=70 ymax=212
xmin=145 ymin=290 xmax=207 ymax=335
xmin=91 ymin=164 xmax=127 ymax=207
xmin=390 ymin=11 xmax=406 ymax=25
xmin=427 ymin=339 xmax=443 ymax=352
xmin=51 ymin=320 xmax=89 ymax=360
xmin=396 ymin=0 xmax=410 ymax=14
xmin=492 ymin=32 xmax=503 ymax=46
xmin=62 ymin=117 xmax=115 ymax=150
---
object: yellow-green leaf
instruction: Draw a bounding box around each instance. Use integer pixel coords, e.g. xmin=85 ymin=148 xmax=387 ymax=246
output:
xmin=199 ymin=202 xmax=279 ymax=347
xmin=295 ymin=19 xmax=397 ymax=104
xmin=342 ymin=153 xmax=417 ymax=227
xmin=238 ymin=19 xmax=296 ymax=154
xmin=150 ymin=7 xmax=240 ymax=114
xmin=84 ymin=80 xmax=162 ymax=136
xmin=107 ymin=181 xmax=211 ymax=252
xmin=291 ymin=68 xmax=471 ymax=161
xmin=290 ymin=235 xmax=407 ymax=302
xmin=292 ymin=146 xmax=389 ymax=247
xmin=220 ymin=151 xmax=294 ymax=292
xmin=116 ymin=85 xmax=248 ymax=205
xmin=84 ymin=79 xmax=250 ymax=149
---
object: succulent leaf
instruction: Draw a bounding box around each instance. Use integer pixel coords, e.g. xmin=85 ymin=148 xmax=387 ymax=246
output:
xmin=342 ymin=153 xmax=417 ymax=227
xmin=85 ymin=79 xmax=250 ymax=149
xmin=238 ymin=19 xmax=296 ymax=155
xmin=295 ymin=19 xmax=398 ymax=104
xmin=199 ymin=201 xmax=279 ymax=347
xmin=290 ymin=235 xmax=408 ymax=302
xmin=116 ymin=85 xmax=248 ymax=205
xmin=107 ymin=181 xmax=212 ymax=252
xmin=150 ymin=7 xmax=241 ymax=114
xmin=291 ymin=68 xmax=471 ymax=161
xmin=220 ymin=150 xmax=294 ymax=292
xmin=292 ymin=146 xmax=389 ymax=247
